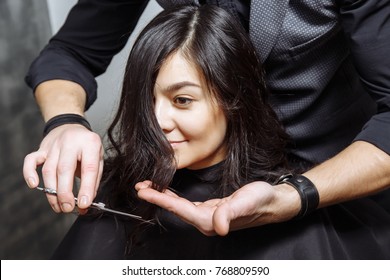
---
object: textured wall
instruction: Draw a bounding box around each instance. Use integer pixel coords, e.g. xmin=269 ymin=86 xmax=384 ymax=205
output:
xmin=0 ymin=0 xmax=75 ymax=259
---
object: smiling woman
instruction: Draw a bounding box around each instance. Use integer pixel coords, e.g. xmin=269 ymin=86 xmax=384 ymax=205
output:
xmin=106 ymin=3 xmax=288 ymax=200
xmin=153 ymin=52 xmax=227 ymax=169
xmin=52 ymin=4 xmax=290 ymax=259
xmin=51 ymin=4 xmax=390 ymax=260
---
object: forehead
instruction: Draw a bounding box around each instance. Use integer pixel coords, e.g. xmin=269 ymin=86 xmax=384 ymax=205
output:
xmin=155 ymin=52 xmax=204 ymax=87
xmin=154 ymin=52 xmax=220 ymax=106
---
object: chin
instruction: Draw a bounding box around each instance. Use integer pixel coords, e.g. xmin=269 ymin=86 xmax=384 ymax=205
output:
xmin=175 ymin=162 xmax=187 ymax=169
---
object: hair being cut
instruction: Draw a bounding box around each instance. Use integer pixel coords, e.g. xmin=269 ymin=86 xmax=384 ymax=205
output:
xmin=100 ymin=4 xmax=288 ymax=219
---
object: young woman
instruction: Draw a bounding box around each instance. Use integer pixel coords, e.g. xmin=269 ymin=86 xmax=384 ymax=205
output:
xmin=52 ymin=4 xmax=390 ymax=259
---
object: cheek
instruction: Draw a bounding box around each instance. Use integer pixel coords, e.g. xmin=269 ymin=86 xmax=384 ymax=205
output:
xmin=212 ymin=114 xmax=227 ymax=144
xmin=177 ymin=112 xmax=210 ymax=139
xmin=176 ymin=103 xmax=227 ymax=143
xmin=192 ymin=111 xmax=227 ymax=144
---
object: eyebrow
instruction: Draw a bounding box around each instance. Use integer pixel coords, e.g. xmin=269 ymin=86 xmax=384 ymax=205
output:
xmin=160 ymin=81 xmax=201 ymax=93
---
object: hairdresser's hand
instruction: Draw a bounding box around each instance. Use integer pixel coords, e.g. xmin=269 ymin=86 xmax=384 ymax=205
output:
xmin=135 ymin=180 xmax=300 ymax=236
xmin=23 ymin=124 xmax=104 ymax=213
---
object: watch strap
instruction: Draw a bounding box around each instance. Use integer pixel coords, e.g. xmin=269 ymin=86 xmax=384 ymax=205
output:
xmin=276 ymin=173 xmax=319 ymax=219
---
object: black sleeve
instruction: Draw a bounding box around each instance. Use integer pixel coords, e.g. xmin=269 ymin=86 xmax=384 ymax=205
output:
xmin=25 ymin=0 xmax=150 ymax=110
xmin=340 ymin=0 xmax=390 ymax=154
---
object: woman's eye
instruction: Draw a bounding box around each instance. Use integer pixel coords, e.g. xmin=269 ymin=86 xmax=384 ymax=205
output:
xmin=174 ymin=97 xmax=193 ymax=106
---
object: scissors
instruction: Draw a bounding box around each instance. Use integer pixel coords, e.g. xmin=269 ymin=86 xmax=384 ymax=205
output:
xmin=36 ymin=186 xmax=154 ymax=224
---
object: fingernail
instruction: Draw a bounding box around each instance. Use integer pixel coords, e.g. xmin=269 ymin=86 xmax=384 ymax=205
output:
xmin=26 ymin=177 xmax=36 ymax=188
xmin=137 ymin=182 xmax=149 ymax=190
xmin=61 ymin=203 xmax=73 ymax=212
xmin=79 ymin=196 xmax=89 ymax=208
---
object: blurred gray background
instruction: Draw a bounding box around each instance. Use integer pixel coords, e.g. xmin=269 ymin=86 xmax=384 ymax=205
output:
xmin=0 ymin=0 xmax=161 ymax=259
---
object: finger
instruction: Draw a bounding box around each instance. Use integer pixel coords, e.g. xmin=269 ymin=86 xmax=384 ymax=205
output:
xmin=135 ymin=180 xmax=153 ymax=191
xmin=41 ymin=148 xmax=62 ymax=212
xmin=95 ymin=157 xmax=104 ymax=196
xmin=213 ymin=201 xmax=235 ymax=236
xmin=135 ymin=181 xmax=180 ymax=199
xmin=56 ymin=148 xmax=78 ymax=212
xmin=137 ymin=188 xmax=197 ymax=221
xmin=212 ymin=192 xmax=251 ymax=235
xmin=195 ymin=198 xmax=222 ymax=207
xmin=213 ymin=193 xmax=260 ymax=236
xmin=78 ymin=208 xmax=89 ymax=215
xmin=23 ymin=151 xmax=46 ymax=189
xmin=77 ymin=134 xmax=103 ymax=209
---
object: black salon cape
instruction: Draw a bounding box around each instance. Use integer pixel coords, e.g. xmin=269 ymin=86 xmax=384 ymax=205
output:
xmin=52 ymin=164 xmax=390 ymax=260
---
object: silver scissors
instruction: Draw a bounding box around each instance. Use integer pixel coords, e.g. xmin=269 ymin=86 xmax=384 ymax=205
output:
xmin=36 ymin=187 xmax=154 ymax=224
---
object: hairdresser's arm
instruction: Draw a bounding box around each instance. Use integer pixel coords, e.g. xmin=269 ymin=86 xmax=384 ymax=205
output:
xmin=213 ymin=140 xmax=390 ymax=235
xmin=25 ymin=0 xmax=150 ymax=109
xmin=136 ymin=141 xmax=390 ymax=236
xmin=23 ymin=80 xmax=104 ymax=213
xmin=23 ymin=0 xmax=149 ymax=212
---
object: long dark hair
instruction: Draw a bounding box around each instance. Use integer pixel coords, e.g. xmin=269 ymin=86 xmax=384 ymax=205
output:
xmin=101 ymin=4 xmax=288 ymax=217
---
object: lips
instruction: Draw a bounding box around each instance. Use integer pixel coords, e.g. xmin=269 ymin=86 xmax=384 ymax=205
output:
xmin=169 ymin=140 xmax=186 ymax=148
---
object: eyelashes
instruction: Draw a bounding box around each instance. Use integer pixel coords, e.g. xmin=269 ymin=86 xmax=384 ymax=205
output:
xmin=173 ymin=96 xmax=194 ymax=107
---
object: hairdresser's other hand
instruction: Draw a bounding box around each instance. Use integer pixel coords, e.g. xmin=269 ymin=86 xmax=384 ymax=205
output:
xmin=135 ymin=180 xmax=300 ymax=236
xmin=23 ymin=124 xmax=104 ymax=213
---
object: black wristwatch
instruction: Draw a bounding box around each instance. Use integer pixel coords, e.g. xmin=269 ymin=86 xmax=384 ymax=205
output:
xmin=276 ymin=174 xmax=319 ymax=219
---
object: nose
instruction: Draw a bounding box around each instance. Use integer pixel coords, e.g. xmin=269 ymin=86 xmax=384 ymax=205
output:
xmin=154 ymin=97 xmax=175 ymax=133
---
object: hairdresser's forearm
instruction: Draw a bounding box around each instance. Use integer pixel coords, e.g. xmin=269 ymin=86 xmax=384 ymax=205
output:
xmin=267 ymin=140 xmax=390 ymax=226
xmin=304 ymin=140 xmax=390 ymax=208
xmin=35 ymin=80 xmax=87 ymax=121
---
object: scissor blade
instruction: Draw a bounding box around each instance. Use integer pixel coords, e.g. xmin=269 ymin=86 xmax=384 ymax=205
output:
xmin=90 ymin=202 xmax=141 ymax=218
xmin=35 ymin=187 xmax=154 ymax=224
xmin=90 ymin=204 xmax=154 ymax=224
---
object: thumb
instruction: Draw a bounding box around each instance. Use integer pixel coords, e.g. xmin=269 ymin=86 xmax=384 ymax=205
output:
xmin=213 ymin=202 xmax=235 ymax=236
